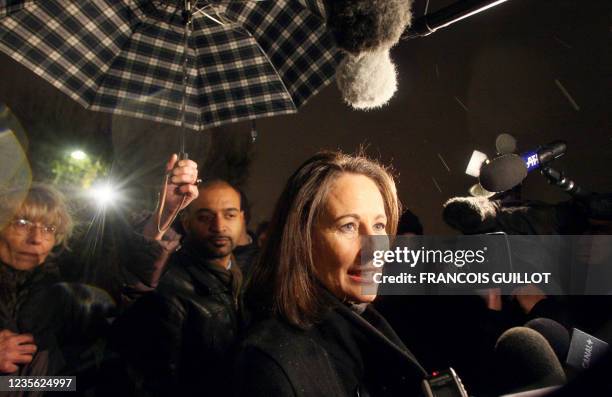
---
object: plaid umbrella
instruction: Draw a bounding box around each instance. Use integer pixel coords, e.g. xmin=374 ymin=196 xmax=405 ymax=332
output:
xmin=0 ymin=1 xmax=341 ymax=132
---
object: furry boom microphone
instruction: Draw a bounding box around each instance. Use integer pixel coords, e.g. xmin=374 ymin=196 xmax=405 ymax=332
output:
xmin=327 ymin=0 xmax=412 ymax=54
xmin=335 ymin=49 xmax=397 ymax=110
xmin=442 ymin=196 xmax=499 ymax=234
xmin=328 ymin=0 xmax=413 ymax=110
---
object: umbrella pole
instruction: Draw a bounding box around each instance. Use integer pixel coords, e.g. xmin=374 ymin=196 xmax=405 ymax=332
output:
xmin=156 ymin=0 xmax=193 ymax=234
xmin=179 ymin=0 xmax=193 ymax=161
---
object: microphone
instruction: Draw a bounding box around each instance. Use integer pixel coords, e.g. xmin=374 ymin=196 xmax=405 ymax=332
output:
xmin=525 ymin=318 xmax=570 ymax=363
xmin=565 ymin=328 xmax=609 ymax=371
xmin=443 ymin=196 xmax=590 ymax=235
xmin=496 ymin=133 xmax=518 ymax=155
xmin=442 ymin=196 xmax=498 ymax=234
xmin=494 ymin=327 xmax=566 ymax=394
xmin=479 ymin=141 xmax=567 ymax=192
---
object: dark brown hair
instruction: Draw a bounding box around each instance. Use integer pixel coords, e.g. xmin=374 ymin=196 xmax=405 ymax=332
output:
xmin=246 ymin=150 xmax=399 ymax=328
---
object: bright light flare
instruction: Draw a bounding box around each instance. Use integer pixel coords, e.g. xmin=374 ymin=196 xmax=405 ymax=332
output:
xmin=89 ymin=182 xmax=120 ymax=207
xmin=70 ymin=150 xmax=88 ymax=160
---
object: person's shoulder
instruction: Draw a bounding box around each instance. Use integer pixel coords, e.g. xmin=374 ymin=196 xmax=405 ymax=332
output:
xmin=245 ymin=317 xmax=303 ymax=342
xmin=155 ymin=259 xmax=196 ymax=293
xmin=242 ymin=317 xmax=319 ymax=361
xmin=239 ymin=317 xmax=348 ymax=396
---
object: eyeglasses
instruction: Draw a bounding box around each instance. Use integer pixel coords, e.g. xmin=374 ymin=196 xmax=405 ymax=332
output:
xmin=9 ymin=218 xmax=57 ymax=239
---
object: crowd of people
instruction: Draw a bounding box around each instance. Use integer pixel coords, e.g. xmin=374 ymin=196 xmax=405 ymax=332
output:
xmin=1 ymin=150 xmax=611 ymax=396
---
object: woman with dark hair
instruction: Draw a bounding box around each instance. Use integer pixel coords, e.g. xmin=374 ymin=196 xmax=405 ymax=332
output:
xmin=235 ymin=151 xmax=427 ymax=396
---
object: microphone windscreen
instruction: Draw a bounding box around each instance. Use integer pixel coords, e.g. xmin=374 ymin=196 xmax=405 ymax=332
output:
xmin=495 ymin=327 xmax=566 ymax=394
xmin=443 ymin=196 xmax=498 ymax=234
xmin=479 ymin=154 xmax=528 ymax=192
xmin=496 ymin=133 xmax=518 ymax=155
xmin=525 ymin=318 xmax=570 ymax=363
xmin=466 ymin=150 xmax=489 ymax=177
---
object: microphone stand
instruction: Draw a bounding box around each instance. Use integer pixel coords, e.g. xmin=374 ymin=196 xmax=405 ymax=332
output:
xmin=540 ymin=166 xmax=590 ymax=199
xmin=541 ymin=167 xmax=612 ymax=221
xmin=402 ymin=0 xmax=510 ymax=39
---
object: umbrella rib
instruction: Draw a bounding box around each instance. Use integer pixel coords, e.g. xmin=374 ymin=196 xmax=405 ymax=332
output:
xmin=239 ymin=25 xmax=297 ymax=111
xmin=192 ymin=2 xmax=297 ymax=112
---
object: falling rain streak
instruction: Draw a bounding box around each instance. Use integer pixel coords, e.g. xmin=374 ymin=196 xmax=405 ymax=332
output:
xmin=454 ymin=97 xmax=469 ymax=112
xmin=432 ymin=177 xmax=442 ymax=193
xmin=553 ymin=36 xmax=572 ymax=49
xmin=555 ymin=79 xmax=580 ymax=111
xmin=437 ymin=153 xmax=450 ymax=172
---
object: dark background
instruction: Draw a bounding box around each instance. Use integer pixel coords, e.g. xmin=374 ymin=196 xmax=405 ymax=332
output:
xmin=1 ymin=0 xmax=610 ymax=233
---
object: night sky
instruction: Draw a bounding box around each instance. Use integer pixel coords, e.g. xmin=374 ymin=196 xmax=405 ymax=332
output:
xmin=1 ymin=0 xmax=610 ymax=233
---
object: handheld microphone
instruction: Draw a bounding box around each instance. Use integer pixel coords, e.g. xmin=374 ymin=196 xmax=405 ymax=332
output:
xmin=494 ymin=327 xmax=566 ymax=394
xmin=479 ymin=141 xmax=567 ymax=192
xmin=525 ymin=318 xmax=570 ymax=363
xmin=565 ymin=328 xmax=609 ymax=371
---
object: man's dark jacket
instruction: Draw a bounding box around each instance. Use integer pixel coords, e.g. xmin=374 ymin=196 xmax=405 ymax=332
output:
xmin=110 ymin=242 xmax=242 ymax=396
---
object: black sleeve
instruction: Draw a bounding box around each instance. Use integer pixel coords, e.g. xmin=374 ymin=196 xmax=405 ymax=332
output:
xmin=527 ymin=297 xmax=571 ymax=328
xmin=233 ymin=346 xmax=295 ymax=397
xmin=109 ymin=292 xmax=185 ymax=396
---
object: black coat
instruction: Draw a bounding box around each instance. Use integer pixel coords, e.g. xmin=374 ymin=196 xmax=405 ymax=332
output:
xmin=110 ymin=243 xmax=242 ymax=397
xmin=0 ymin=261 xmax=113 ymax=385
xmin=233 ymin=238 xmax=259 ymax=276
xmin=234 ymin=296 xmax=427 ymax=397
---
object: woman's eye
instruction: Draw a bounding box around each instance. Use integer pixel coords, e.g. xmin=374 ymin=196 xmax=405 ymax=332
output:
xmin=340 ymin=223 xmax=357 ymax=233
xmin=373 ymin=223 xmax=386 ymax=232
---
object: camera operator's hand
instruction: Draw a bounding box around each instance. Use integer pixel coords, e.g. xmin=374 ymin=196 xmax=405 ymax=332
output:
xmin=512 ymin=284 xmax=547 ymax=314
xmin=478 ymin=288 xmax=502 ymax=311
xmin=0 ymin=329 xmax=37 ymax=373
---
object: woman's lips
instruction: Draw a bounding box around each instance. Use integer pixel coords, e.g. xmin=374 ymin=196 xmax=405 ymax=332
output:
xmin=14 ymin=252 xmax=41 ymax=263
xmin=347 ymin=266 xmax=379 ymax=284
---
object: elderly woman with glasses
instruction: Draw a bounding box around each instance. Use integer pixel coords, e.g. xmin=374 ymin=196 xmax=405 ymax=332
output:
xmin=0 ymin=183 xmax=78 ymax=377
xmin=0 ymin=155 xmax=200 ymax=384
xmin=0 ymin=183 xmax=72 ymax=271
xmin=0 ymin=182 xmax=120 ymax=388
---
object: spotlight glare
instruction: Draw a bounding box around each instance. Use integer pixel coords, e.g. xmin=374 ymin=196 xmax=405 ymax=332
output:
xmin=70 ymin=150 xmax=88 ymax=160
xmin=90 ymin=182 xmax=120 ymax=207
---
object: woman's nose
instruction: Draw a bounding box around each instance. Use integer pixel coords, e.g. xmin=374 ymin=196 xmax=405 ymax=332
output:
xmin=27 ymin=226 xmax=44 ymax=243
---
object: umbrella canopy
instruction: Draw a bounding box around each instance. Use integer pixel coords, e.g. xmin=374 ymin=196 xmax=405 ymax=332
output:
xmin=0 ymin=0 xmax=342 ymax=131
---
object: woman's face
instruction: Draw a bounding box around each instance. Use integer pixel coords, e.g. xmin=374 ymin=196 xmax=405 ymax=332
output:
xmin=0 ymin=217 xmax=56 ymax=271
xmin=312 ymin=173 xmax=388 ymax=303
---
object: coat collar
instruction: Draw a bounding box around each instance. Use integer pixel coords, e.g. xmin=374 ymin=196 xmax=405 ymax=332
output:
xmin=323 ymin=290 xmax=428 ymax=377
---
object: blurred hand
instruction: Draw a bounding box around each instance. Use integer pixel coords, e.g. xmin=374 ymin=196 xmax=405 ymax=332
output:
xmin=0 ymin=329 xmax=37 ymax=373
xmin=161 ymin=153 xmax=199 ymax=217
xmin=478 ymin=288 xmax=502 ymax=311
xmin=512 ymin=284 xmax=547 ymax=314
